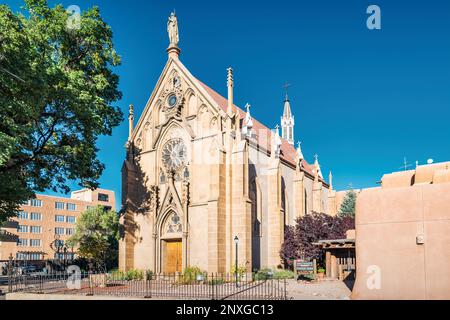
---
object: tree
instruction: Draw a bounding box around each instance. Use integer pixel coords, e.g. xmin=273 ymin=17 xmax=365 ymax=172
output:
xmin=66 ymin=206 xmax=119 ymax=271
xmin=280 ymin=212 xmax=355 ymax=268
xmin=339 ymin=190 xmax=357 ymax=217
xmin=0 ymin=0 xmax=123 ymax=223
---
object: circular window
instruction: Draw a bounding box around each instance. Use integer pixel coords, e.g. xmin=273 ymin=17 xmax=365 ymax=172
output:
xmin=167 ymin=94 xmax=177 ymax=107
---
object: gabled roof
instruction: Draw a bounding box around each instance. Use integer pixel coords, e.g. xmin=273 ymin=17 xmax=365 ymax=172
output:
xmin=197 ymin=79 xmax=322 ymax=181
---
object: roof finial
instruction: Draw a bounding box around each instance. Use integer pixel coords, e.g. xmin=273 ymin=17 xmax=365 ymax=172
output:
xmin=128 ymin=104 xmax=134 ymax=141
xmin=244 ymin=103 xmax=253 ymax=127
xmin=283 ymin=82 xmax=291 ymax=101
xmin=296 ymin=141 xmax=304 ymax=160
xmin=314 ymin=154 xmax=323 ymax=179
xmin=226 ymin=67 xmax=236 ymax=116
xmin=329 ymin=171 xmax=333 ymax=191
xmin=167 ymin=11 xmax=180 ymax=58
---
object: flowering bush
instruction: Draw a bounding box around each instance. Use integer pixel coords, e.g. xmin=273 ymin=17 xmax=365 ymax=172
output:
xmin=280 ymin=212 xmax=355 ymax=268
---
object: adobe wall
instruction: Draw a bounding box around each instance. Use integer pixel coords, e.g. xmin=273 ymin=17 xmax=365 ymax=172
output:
xmin=351 ymin=182 xmax=450 ymax=299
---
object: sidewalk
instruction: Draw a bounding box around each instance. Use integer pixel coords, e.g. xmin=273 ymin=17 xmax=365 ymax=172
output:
xmin=286 ymin=279 xmax=352 ymax=300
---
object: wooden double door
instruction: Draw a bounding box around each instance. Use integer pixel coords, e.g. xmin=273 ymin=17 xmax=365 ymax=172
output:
xmin=164 ymin=240 xmax=182 ymax=273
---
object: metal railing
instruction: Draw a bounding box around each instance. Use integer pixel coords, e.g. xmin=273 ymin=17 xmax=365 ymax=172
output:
xmin=6 ymin=271 xmax=287 ymax=300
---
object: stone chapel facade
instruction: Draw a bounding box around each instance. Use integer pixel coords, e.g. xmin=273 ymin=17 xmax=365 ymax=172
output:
xmin=119 ymin=14 xmax=339 ymax=273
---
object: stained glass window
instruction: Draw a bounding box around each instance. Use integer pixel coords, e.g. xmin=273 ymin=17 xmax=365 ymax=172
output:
xmin=166 ymin=212 xmax=182 ymax=233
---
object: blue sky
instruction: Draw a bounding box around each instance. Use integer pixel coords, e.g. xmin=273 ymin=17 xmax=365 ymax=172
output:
xmin=4 ymin=0 xmax=450 ymax=209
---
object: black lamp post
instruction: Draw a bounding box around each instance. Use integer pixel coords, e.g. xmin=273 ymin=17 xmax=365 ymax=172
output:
xmin=63 ymin=247 xmax=68 ymax=269
xmin=234 ymin=235 xmax=239 ymax=287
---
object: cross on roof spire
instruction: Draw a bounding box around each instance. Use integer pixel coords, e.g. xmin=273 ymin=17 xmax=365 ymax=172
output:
xmin=283 ymin=82 xmax=291 ymax=101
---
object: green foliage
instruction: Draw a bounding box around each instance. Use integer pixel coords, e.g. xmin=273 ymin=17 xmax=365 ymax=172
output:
xmin=273 ymin=269 xmax=295 ymax=280
xmin=66 ymin=206 xmax=119 ymax=270
xmin=339 ymin=190 xmax=357 ymax=218
xmin=318 ymin=268 xmax=325 ymax=273
xmin=0 ymin=0 xmax=123 ymax=223
xmin=253 ymin=268 xmax=273 ymax=280
xmin=176 ymin=266 xmax=205 ymax=284
xmin=231 ymin=264 xmax=247 ymax=280
xmin=109 ymin=269 xmax=151 ymax=281
xmin=208 ymin=278 xmax=224 ymax=285
xmin=181 ymin=266 xmax=204 ymax=284
xmin=254 ymin=268 xmax=295 ymax=280
xmin=145 ymin=269 xmax=153 ymax=280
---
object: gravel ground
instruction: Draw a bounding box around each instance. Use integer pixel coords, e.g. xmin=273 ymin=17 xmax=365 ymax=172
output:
xmin=286 ymin=279 xmax=352 ymax=300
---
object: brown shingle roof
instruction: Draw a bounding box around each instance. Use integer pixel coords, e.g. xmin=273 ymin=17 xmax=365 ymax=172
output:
xmin=197 ymin=79 xmax=320 ymax=180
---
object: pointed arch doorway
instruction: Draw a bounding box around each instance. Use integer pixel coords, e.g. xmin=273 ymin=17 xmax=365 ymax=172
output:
xmin=164 ymin=240 xmax=182 ymax=273
xmin=159 ymin=210 xmax=183 ymax=273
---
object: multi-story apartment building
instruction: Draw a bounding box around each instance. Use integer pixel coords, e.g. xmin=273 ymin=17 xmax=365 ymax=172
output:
xmin=0 ymin=189 xmax=115 ymax=261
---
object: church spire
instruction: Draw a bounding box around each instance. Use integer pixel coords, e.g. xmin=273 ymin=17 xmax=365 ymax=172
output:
xmin=281 ymin=83 xmax=295 ymax=145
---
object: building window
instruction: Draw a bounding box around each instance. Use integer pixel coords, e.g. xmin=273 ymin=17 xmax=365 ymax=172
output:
xmin=55 ymin=252 xmax=74 ymax=260
xmin=98 ymin=193 xmax=109 ymax=202
xmin=29 ymin=253 xmax=42 ymax=260
xmin=30 ymin=212 xmax=42 ymax=221
xmin=55 ymin=227 xmax=65 ymax=235
xmin=30 ymin=239 xmax=41 ymax=247
xmin=55 ymin=215 xmax=65 ymax=222
xmin=17 ymin=225 xmax=28 ymax=233
xmin=66 ymin=203 xmax=76 ymax=211
xmin=55 ymin=239 xmax=65 ymax=248
xmin=17 ymin=238 xmax=28 ymax=246
xmin=17 ymin=211 xmax=28 ymax=220
xmin=66 ymin=228 xmax=75 ymax=235
xmin=30 ymin=199 xmax=43 ymax=207
xmin=66 ymin=216 xmax=76 ymax=224
xmin=30 ymin=226 xmax=41 ymax=234
xmin=55 ymin=202 xmax=65 ymax=210
xmin=17 ymin=252 xmax=42 ymax=260
xmin=165 ymin=212 xmax=182 ymax=234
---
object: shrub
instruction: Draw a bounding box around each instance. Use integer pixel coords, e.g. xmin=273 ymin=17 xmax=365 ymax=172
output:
xmin=126 ymin=269 xmax=144 ymax=280
xmin=181 ymin=266 xmax=204 ymax=284
xmin=231 ymin=264 xmax=246 ymax=280
xmin=273 ymin=269 xmax=295 ymax=280
xmin=208 ymin=278 xmax=225 ymax=285
xmin=145 ymin=269 xmax=153 ymax=280
xmin=280 ymin=212 xmax=355 ymax=266
xmin=254 ymin=268 xmax=273 ymax=280
xmin=318 ymin=268 xmax=325 ymax=273
xmin=254 ymin=268 xmax=295 ymax=280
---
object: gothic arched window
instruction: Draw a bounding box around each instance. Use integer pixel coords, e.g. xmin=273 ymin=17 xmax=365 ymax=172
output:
xmin=165 ymin=212 xmax=182 ymax=234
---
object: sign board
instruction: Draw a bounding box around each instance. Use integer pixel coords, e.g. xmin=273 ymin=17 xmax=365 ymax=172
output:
xmin=295 ymin=260 xmax=314 ymax=274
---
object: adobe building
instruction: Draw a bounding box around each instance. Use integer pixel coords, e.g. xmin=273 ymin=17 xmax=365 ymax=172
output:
xmin=119 ymin=13 xmax=342 ymax=274
xmin=352 ymin=161 xmax=450 ymax=299
xmin=0 ymin=189 xmax=115 ymax=262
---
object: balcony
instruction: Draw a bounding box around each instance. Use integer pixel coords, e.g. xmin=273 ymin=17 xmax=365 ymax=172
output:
xmin=0 ymin=229 xmax=18 ymax=242
xmin=1 ymin=219 xmax=19 ymax=229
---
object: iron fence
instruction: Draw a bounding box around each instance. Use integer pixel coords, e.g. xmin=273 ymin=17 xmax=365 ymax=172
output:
xmin=6 ymin=271 xmax=287 ymax=300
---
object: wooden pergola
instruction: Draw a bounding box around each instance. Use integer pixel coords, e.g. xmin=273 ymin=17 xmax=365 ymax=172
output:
xmin=314 ymin=239 xmax=356 ymax=280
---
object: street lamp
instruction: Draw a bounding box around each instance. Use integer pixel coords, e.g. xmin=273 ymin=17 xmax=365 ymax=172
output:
xmin=63 ymin=247 xmax=67 ymax=269
xmin=234 ymin=235 xmax=239 ymax=287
